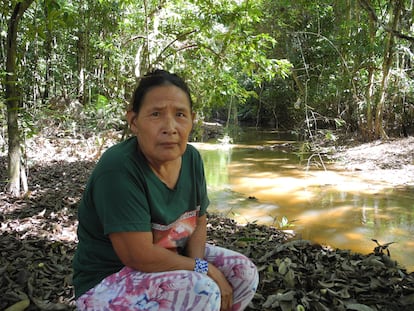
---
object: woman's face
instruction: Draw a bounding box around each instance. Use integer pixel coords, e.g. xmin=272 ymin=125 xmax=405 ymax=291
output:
xmin=129 ymin=84 xmax=194 ymax=166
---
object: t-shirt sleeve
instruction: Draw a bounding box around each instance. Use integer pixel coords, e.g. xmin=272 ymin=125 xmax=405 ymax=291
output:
xmin=194 ymin=147 xmax=209 ymax=216
xmin=92 ymin=168 xmax=152 ymax=235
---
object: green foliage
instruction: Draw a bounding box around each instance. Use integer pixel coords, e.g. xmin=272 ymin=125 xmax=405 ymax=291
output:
xmin=84 ymin=94 xmax=126 ymax=131
xmin=1 ymin=0 xmax=413 ymax=143
xmin=277 ymin=216 xmax=291 ymax=229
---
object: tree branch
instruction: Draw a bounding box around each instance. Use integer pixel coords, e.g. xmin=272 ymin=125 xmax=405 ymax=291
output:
xmin=358 ymin=0 xmax=414 ymax=43
xmin=152 ymin=29 xmax=198 ymax=65
xmin=123 ymin=35 xmax=146 ymax=46
xmin=358 ymin=0 xmax=378 ymax=23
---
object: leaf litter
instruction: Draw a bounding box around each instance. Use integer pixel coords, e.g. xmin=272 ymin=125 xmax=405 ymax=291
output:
xmin=1 ymin=133 xmax=414 ymax=310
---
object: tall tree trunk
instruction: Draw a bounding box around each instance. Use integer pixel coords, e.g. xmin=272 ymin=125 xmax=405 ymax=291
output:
xmin=365 ymin=7 xmax=376 ymax=139
xmin=77 ymin=0 xmax=88 ymax=104
xmin=42 ymin=4 xmax=53 ymax=105
xmin=375 ymin=0 xmax=403 ymax=138
xmin=136 ymin=0 xmax=153 ymax=78
xmin=256 ymin=85 xmax=263 ymax=128
xmin=5 ymin=0 xmax=34 ymax=197
xmin=77 ymin=30 xmax=86 ymax=104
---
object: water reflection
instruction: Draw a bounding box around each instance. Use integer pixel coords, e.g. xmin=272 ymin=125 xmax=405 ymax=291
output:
xmin=192 ymin=130 xmax=414 ymax=272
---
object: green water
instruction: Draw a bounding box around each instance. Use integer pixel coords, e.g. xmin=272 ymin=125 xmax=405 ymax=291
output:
xmin=193 ymin=129 xmax=414 ymax=272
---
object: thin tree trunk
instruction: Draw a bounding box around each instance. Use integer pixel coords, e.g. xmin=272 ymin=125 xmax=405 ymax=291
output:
xmin=375 ymin=0 xmax=403 ymax=138
xmin=5 ymin=0 xmax=34 ymax=196
xmin=256 ymin=84 xmax=263 ymax=129
xmin=77 ymin=30 xmax=86 ymax=104
xmin=77 ymin=0 xmax=88 ymax=104
xmin=365 ymin=8 xmax=376 ymax=139
xmin=226 ymin=96 xmax=232 ymax=128
xmin=42 ymin=4 xmax=53 ymax=105
xmin=291 ymin=69 xmax=305 ymax=97
xmin=232 ymin=101 xmax=238 ymax=127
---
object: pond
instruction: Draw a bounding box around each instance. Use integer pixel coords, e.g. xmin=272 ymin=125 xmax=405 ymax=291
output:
xmin=192 ymin=128 xmax=414 ymax=272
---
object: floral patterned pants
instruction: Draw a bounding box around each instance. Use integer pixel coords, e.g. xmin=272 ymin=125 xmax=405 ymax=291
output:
xmin=76 ymin=244 xmax=259 ymax=311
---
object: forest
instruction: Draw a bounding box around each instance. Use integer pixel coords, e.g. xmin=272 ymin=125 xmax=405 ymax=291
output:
xmin=1 ymin=0 xmax=414 ymax=195
xmin=1 ymin=0 xmax=414 ymax=310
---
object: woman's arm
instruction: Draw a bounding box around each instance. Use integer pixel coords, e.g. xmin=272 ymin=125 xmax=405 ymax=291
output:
xmin=109 ymin=231 xmax=195 ymax=272
xmin=185 ymin=214 xmax=207 ymax=258
xmin=110 ymin=214 xmax=234 ymax=310
xmin=186 ymin=214 xmax=234 ymax=310
xmin=109 ymin=214 xmax=208 ymax=272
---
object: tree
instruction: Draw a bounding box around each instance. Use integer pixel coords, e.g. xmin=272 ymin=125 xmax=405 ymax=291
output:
xmin=254 ymin=0 xmax=414 ymax=139
xmin=1 ymin=0 xmax=292 ymax=194
xmin=4 ymin=0 xmax=34 ymax=196
xmin=357 ymin=0 xmax=414 ymax=139
xmin=90 ymin=0 xmax=291 ymax=121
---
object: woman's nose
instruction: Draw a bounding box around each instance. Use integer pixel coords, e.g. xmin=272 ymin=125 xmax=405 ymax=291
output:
xmin=162 ymin=115 xmax=177 ymax=134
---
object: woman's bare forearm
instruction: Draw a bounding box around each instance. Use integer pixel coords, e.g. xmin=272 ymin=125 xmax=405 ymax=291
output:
xmin=185 ymin=214 xmax=207 ymax=258
xmin=110 ymin=231 xmax=197 ymax=273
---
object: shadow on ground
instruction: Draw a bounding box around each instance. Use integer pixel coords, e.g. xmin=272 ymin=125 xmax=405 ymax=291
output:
xmin=1 ymin=151 xmax=414 ymax=310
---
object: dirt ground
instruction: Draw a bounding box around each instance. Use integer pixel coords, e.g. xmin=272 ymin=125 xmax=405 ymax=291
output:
xmin=328 ymin=136 xmax=414 ymax=187
xmin=1 ymin=133 xmax=414 ymax=310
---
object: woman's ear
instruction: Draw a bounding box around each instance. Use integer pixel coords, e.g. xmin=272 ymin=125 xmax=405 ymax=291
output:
xmin=126 ymin=110 xmax=138 ymax=133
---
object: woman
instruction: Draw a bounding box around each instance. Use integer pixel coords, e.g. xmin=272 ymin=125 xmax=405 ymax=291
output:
xmin=72 ymin=69 xmax=259 ymax=311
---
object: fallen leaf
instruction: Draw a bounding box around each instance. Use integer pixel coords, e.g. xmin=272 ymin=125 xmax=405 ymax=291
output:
xmin=4 ymin=299 xmax=30 ymax=311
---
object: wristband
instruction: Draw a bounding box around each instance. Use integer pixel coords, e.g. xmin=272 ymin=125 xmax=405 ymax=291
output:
xmin=194 ymin=258 xmax=208 ymax=274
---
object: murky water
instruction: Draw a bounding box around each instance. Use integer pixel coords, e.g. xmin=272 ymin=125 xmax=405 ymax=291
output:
xmin=192 ymin=129 xmax=414 ymax=272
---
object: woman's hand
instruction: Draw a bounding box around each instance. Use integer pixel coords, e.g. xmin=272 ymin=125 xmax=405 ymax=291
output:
xmin=207 ymin=263 xmax=233 ymax=311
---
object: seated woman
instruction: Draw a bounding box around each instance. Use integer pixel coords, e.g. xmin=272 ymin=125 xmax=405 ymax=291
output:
xmin=72 ymin=69 xmax=259 ymax=311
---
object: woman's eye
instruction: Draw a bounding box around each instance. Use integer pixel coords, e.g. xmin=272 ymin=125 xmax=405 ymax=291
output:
xmin=151 ymin=111 xmax=160 ymax=116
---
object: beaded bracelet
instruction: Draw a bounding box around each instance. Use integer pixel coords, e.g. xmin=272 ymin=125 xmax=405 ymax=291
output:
xmin=194 ymin=258 xmax=209 ymax=274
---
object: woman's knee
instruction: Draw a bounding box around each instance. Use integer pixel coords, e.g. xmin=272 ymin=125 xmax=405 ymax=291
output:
xmin=235 ymin=256 xmax=258 ymax=281
xmin=247 ymin=260 xmax=259 ymax=289
xmin=191 ymin=274 xmax=221 ymax=311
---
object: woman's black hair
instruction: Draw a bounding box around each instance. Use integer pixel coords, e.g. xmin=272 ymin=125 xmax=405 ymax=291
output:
xmin=131 ymin=69 xmax=193 ymax=113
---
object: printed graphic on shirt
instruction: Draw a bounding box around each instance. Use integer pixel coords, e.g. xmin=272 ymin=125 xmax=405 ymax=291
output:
xmin=152 ymin=208 xmax=199 ymax=253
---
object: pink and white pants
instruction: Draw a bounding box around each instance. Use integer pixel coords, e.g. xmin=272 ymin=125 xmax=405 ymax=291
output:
xmin=76 ymin=244 xmax=259 ymax=311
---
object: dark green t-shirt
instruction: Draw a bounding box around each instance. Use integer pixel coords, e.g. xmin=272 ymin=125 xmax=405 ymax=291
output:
xmin=72 ymin=137 xmax=209 ymax=298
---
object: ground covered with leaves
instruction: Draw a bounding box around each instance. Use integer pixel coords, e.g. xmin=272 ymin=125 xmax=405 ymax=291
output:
xmin=1 ymin=134 xmax=414 ymax=311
